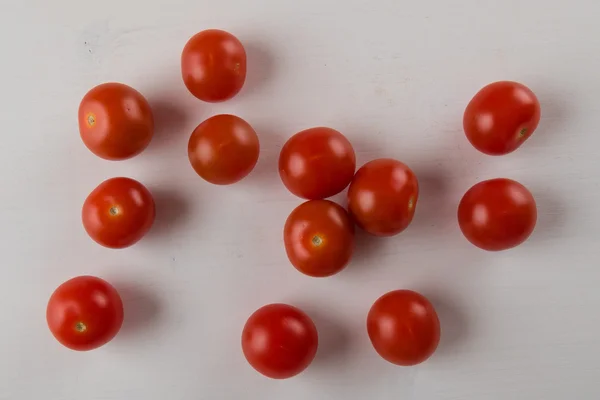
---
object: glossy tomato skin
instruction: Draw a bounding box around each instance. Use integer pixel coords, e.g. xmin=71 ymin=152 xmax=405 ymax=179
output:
xmin=279 ymin=127 xmax=356 ymax=200
xmin=82 ymin=177 xmax=155 ymax=249
xmin=181 ymin=30 xmax=246 ymax=102
xmin=347 ymin=159 xmax=419 ymax=236
xmin=464 ymin=81 xmax=541 ymax=155
xmin=78 ymin=83 xmax=154 ymax=160
xmin=47 ymin=276 xmax=124 ymax=351
xmin=284 ymin=200 xmax=354 ymax=277
xmin=367 ymin=290 xmax=440 ymax=366
xmin=188 ymin=114 xmax=260 ymax=185
xmin=242 ymin=304 xmax=318 ymax=379
xmin=458 ymin=178 xmax=537 ymax=251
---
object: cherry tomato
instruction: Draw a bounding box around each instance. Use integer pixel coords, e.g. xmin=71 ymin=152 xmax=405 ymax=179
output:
xmin=82 ymin=177 xmax=155 ymax=249
xmin=78 ymin=82 xmax=154 ymax=160
xmin=242 ymin=303 xmax=318 ymax=379
xmin=367 ymin=290 xmax=440 ymax=366
xmin=458 ymin=178 xmax=537 ymax=251
xmin=347 ymin=159 xmax=418 ymax=236
xmin=188 ymin=114 xmax=260 ymax=185
xmin=463 ymin=81 xmax=541 ymax=155
xmin=181 ymin=29 xmax=246 ymax=102
xmin=279 ymin=127 xmax=356 ymax=199
xmin=47 ymin=276 xmax=124 ymax=351
xmin=284 ymin=200 xmax=354 ymax=277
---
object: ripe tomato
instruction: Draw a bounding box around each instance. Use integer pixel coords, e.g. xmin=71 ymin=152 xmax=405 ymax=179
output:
xmin=47 ymin=276 xmax=124 ymax=351
xmin=181 ymin=29 xmax=246 ymax=102
xmin=284 ymin=200 xmax=354 ymax=277
xmin=82 ymin=177 xmax=155 ymax=249
xmin=242 ymin=304 xmax=318 ymax=379
xmin=279 ymin=127 xmax=356 ymax=199
xmin=347 ymin=159 xmax=418 ymax=236
xmin=188 ymin=114 xmax=260 ymax=185
xmin=458 ymin=178 xmax=537 ymax=251
xmin=78 ymin=83 xmax=154 ymax=160
xmin=463 ymin=81 xmax=541 ymax=155
xmin=367 ymin=290 xmax=440 ymax=366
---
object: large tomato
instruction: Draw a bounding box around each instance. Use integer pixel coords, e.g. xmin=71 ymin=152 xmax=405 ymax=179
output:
xmin=279 ymin=127 xmax=356 ymax=199
xmin=367 ymin=290 xmax=440 ymax=366
xmin=78 ymin=83 xmax=154 ymax=160
xmin=82 ymin=177 xmax=155 ymax=249
xmin=181 ymin=29 xmax=246 ymax=102
xmin=463 ymin=81 xmax=541 ymax=155
xmin=347 ymin=159 xmax=418 ymax=236
xmin=242 ymin=304 xmax=318 ymax=379
xmin=188 ymin=114 xmax=260 ymax=185
xmin=458 ymin=178 xmax=537 ymax=251
xmin=47 ymin=276 xmax=124 ymax=351
xmin=284 ymin=200 xmax=354 ymax=277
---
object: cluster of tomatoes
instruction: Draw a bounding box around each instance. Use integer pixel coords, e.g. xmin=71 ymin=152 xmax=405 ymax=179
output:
xmin=46 ymin=29 xmax=541 ymax=379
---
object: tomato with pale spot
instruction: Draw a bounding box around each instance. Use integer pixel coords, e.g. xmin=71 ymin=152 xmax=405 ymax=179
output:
xmin=463 ymin=81 xmax=541 ymax=155
xmin=82 ymin=177 xmax=155 ymax=249
xmin=347 ymin=159 xmax=418 ymax=236
xmin=284 ymin=200 xmax=354 ymax=277
xmin=78 ymin=83 xmax=154 ymax=160
xmin=47 ymin=276 xmax=124 ymax=351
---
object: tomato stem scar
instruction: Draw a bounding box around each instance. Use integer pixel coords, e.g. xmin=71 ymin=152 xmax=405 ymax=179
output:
xmin=408 ymin=197 xmax=415 ymax=211
xmin=75 ymin=322 xmax=87 ymax=333
xmin=312 ymin=235 xmax=323 ymax=246
xmin=109 ymin=206 xmax=119 ymax=216
xmin=87 ymin=113 xmax=96 ymax=127
xmin=519 ymin=128 xmax=527 ymax=137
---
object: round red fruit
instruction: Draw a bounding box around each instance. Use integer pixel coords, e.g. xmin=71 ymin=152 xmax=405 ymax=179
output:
xmin=78 ymin=83 xmax=154 ymax=160
xmin=181 ymin=29 xmax=246 ymax=102
xmin=367 ymin=290 xmax=440 ymax=366
xmin=284 ymin=200 xmax=354 ymax=277
xmin=458 ymin=178 xmax=537 ymax=251
xmin=47 ymin=276 xmax=124 ymax=351
xmin=242 ymin=304 xmax=318 ymax=379
xmin=279 ymin=127 xmax=356 ymax=200
xmin=82 ymin=177 xmax=155 ymax=249
xmin=348 ymin=159 xmax=418 ymax=236
xmin=463 ymin=81 xmax=541 ymax=155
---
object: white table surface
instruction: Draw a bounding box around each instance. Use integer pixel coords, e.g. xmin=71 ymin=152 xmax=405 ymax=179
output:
xmin=1 ymin=0 xmax=599 ymax=399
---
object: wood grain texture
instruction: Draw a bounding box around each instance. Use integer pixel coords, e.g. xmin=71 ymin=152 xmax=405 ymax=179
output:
xmin=1 ymin=0 xmax=599 ymax=399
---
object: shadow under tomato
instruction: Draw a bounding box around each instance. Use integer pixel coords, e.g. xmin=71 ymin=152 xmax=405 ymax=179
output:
xmin=113 ymin=283 xmax=163 ymax=340
xmin=239 ymin=123 xmax=285 ymax=190
xmin=145 ymin=187 xmax=192 ymax=239
xmin=145 ymin=98 xmax=196 ymax=154
xmin=238 ymin=40 xmax=276 ymax=98
xmin=299 ymin=307 xmax=352 ymax=368
xmin=423 ymin=292 xmax=471 ymax=360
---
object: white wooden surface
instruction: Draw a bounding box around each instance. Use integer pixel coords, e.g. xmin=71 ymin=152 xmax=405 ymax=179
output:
xmin=1 ymin=1 xmax=599 ymax=399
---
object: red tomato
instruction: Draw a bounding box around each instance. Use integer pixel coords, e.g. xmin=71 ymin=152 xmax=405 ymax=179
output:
xmin=188 ymin=114 xmax=260 ymax=185
xmin=458 ymin=178 xmax=537 ymax=251
xmin=82 ymin=177 xmax=155 ymax=249
xmin=242 ymin=304 xmax=318 ymax=379
xmin=47 ymin=276 xmax=124 ymax=351
xmin=463 ymin=81 xmax=541 ymax=155
xmin=279 ymin=127 xmax=356 ymax=199
xmin=181 ymin=29 xmax=246 ymax=102
xmin=284 ymin=200 xmax=354 ymax=277
xmin=367 ymin=290 xmax=440 ymax=366
xmin=78 ymin=83 xmax=154 ymax=160
xmin=347 ymin=159 xmax=418 ymax=236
